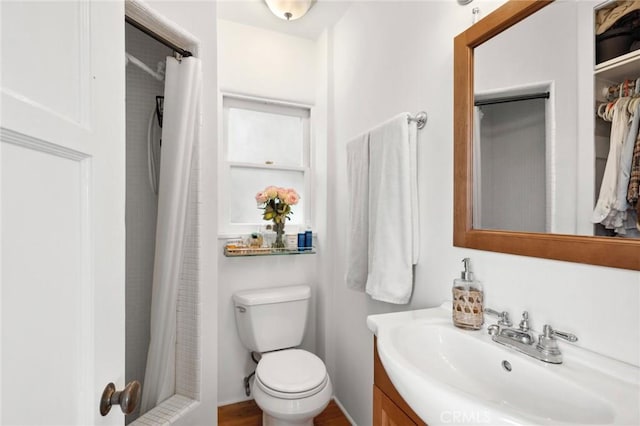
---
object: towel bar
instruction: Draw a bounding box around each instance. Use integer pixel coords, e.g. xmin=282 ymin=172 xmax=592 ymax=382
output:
xmin=408 ymin=111 xmax=427 ymax=129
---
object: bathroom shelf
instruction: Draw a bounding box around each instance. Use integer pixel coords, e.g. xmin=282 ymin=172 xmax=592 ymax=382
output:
xmin=223 ymin=247 xmax=316 ymax=257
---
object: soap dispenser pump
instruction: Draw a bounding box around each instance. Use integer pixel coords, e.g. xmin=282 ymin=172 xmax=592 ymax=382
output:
xmin=452 ymin=258 xmax=484 ymax=330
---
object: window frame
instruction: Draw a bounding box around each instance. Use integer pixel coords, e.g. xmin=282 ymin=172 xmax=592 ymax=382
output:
xmin=219 ymin=93 xmax=313 ymax=236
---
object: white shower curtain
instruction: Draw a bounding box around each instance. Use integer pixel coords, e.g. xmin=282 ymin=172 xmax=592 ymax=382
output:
xmin=140 ymin=56 xmax=201 ymax=414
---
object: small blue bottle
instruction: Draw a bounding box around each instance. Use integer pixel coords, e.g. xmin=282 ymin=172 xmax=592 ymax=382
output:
xmin=305 ymin=228 xmax=312 ymax=251
xmin=297 ymin=233 xmax=305 ymax=251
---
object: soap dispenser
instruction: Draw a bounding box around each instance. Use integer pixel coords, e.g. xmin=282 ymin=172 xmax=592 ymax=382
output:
xmin=452 ymin=258 xmax=484 ymax=330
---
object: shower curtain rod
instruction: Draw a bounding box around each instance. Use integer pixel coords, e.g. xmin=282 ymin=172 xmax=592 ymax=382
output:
xmin=474 ymin=92 xmax=550 ymax=107
xmin=125 ymin=16 xmax=193 ymax=58
xmin=126 ymin=52 xmax=164 ymax=81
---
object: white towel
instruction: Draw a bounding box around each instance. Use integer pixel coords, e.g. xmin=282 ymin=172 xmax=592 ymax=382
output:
xmin=408 ymin=119 xmax=420 ymax=264
xmin=366 ymin=113 xmax=414 ymax=304
xmin=345 ymin=134 xmax=370 ymax=291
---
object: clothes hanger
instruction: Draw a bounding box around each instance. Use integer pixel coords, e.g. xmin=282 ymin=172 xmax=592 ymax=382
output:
xmin=605 ymin=99 xmax=617 ymax=121
xmin=598 ymin=102 xmax=608 ymax=119
xmin=623 ymin=80 xmax=640 ymax=114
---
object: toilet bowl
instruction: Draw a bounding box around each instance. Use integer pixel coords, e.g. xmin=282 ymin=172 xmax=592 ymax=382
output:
xmin=232 ymin=285 xmax=332 ymax=426
xmin=253 ymin=349 xmax=332 ymax=426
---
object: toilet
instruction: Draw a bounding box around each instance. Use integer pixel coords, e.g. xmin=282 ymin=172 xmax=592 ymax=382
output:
xmin=233 ymin=285 xmax=332 ymax=426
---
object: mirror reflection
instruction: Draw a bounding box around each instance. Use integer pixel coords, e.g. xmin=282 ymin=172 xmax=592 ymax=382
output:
xmin=473 ymin=0 xmax=640 ymax=239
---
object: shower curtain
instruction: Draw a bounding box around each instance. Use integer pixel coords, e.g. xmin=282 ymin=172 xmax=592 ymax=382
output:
xmin=140 ymin=55 xmax=201 ymax=414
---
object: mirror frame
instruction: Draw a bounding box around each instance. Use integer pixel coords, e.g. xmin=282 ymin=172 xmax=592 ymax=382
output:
xmin=453 ymin=0 xmax=640 ymax=271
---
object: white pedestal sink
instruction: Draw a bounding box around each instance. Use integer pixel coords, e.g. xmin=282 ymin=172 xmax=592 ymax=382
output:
xmin=367 ymin=304 xmax=639 ymax=426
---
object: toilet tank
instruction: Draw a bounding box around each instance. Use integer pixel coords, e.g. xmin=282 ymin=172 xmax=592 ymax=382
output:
xmin=233 ymin=285 xmax=310 ymax=353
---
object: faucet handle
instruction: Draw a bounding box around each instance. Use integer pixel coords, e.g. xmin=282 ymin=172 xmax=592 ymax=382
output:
xmin=519 ymin=311 xmax=530 ymax=331
xmin=536 ymin=325 xmax=577 ymax=364
xmin=542 ymin=324 xmax=578 ymax=342
xmin=485 ymin=308 xmax=513 ymax=327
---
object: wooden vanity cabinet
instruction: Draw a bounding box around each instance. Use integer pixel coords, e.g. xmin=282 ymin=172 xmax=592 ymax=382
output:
xmin=373 ymin=338 xmax=427 ymax=426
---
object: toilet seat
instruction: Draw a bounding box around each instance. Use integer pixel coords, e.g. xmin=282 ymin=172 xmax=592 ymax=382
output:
xmin=255 ymin=349 xmax=328 ymax=399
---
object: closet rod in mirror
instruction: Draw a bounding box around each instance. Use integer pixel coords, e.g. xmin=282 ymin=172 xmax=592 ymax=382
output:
xmin=474 ymin=92 xmax=550 ymax=106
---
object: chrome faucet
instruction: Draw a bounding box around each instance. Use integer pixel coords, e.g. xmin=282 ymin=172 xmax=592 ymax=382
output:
xmin=501 ymin=311 xmax=536 ymax=345
xmin=485 ymin=309 xmax=578 ymax=364
xmin=485 ymin=308 xmax=512 ymax=327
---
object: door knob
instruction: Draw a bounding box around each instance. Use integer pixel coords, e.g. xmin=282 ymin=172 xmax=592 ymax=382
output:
xmin=100 ymin=381 xmax=141 ymax=416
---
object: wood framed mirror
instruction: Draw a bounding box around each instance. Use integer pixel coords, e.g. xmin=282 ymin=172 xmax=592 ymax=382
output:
xmin=453 ymin=0 xmax=640 ymax=271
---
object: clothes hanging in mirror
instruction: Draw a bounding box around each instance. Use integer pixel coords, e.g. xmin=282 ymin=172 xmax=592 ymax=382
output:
xmin=593 ymin=84 xmax=640 ymax=236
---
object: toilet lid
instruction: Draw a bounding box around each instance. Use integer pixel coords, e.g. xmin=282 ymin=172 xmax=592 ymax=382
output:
xmin=256 ymin=349 xmax=327 ymax=394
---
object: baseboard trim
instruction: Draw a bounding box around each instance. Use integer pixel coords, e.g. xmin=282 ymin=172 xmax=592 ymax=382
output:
xmin=332 ymin=396 xmax=357 ymax=426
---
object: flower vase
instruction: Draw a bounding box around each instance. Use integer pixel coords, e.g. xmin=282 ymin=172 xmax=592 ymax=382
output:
xmin=272 ymin=221 xmax=286 ymax=249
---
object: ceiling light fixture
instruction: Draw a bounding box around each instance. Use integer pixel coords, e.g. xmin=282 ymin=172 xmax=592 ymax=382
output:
xmin=264 ymin=0 xmax=317 ymax=21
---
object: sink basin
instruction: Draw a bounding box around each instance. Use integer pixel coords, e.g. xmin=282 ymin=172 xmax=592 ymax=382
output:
xmin=368 ymin=305 xmax=640 ymax=425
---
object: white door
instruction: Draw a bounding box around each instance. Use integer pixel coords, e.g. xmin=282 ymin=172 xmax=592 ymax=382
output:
xmin=1 ymin=1 xmax=127 ymax=425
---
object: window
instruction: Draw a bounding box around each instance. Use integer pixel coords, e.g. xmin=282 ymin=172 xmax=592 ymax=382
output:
xmin=221 ymin=96 xmax=311 ymax=234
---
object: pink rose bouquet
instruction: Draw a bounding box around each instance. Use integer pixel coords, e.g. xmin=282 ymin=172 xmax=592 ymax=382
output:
xmin=255 ymin=186 xmax=300 ymax=223
xmin=255 ymin=186 xmax=300 ymax=248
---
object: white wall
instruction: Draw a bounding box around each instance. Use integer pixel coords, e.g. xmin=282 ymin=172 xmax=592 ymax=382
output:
xmin=312 ymin=28 xmax=332 ymax=377
xmin=218 ymin=19 xmax=317 ymax=104
xmin=327 ymin=2 xmax=640 ymax=425
xmin=143 ymin=2 xmax=219 ymax=424
xmin=474 ymin=1 xmax=579 ymax=235
xmin=216 ymin=20 xmax=329 ymax=405
xmin=124 ymin=24 xmax=171 ymax=423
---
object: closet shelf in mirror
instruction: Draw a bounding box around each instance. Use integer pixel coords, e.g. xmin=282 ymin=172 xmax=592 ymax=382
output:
xmin=596 ymin=49 xmax=640 ymax=81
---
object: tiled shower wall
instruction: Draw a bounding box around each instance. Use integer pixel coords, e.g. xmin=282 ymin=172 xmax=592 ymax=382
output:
xmin=125 ymin=24 xmax=170 ymax=422
xmin=176 ymin=148 xmax=201 ymax=400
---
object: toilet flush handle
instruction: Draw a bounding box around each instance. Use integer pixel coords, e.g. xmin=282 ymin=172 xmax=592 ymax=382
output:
xmin=236 ymin=306 xmax=246 ymax=313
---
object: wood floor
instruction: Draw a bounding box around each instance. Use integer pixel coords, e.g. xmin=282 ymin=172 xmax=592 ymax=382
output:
xmin=218 ymin=399 xmax=351 ymax=426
